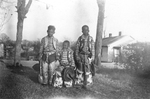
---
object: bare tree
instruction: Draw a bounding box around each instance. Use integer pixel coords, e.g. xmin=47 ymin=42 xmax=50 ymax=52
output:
xmin=95 ymin=0 xmax=105 ymax=66
xmin=0 ymin=0 xmax=14 ymax=33
xmin=14 ymin=0 xmax=32 ymax=66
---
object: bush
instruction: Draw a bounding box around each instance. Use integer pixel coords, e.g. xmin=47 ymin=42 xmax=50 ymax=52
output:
xmin=119 ymin=42 xmax=150 ymax=72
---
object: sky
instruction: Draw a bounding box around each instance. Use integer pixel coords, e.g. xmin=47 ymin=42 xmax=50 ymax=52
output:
xmin=2 ymin=0 xmax=150 ymax=42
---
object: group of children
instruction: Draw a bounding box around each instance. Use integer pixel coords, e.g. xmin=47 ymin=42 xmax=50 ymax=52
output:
xmin=39 ymin=25 xmax=94 ymax=88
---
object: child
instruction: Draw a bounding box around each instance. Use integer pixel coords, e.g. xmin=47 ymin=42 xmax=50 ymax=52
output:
xmin=75 ymin=25 xmax=94 ymax=88
xmin=38 ymin=25 xmax=59 ymax=86
xmin=53 ymin=40 xmax=75 ymax=88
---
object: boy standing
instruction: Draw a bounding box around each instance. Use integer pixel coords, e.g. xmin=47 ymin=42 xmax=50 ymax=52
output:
xmin=39 ymin=25 xmax=59 ymax=86
xmin=75 ymin=25 xmax=95 ymax=88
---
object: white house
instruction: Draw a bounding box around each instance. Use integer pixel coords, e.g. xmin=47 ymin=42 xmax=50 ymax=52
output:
xmin=101 ymin=32 xmax=135 ymax=62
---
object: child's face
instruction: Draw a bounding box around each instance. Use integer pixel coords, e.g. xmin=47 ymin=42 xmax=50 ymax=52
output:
xmin=47 ymin=29 xmax=55 ymax=37
xmin=63 ymin=42 xmax=69 ymax=49
xmin=82 ymin=27 xmax=89 ymax=36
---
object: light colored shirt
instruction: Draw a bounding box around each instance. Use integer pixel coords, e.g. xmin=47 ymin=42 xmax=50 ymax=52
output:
xmin=44 ymin=36 xmax=55 ymax=52
xmin=61 ymin=50 xmax=69 ymax=64
xmin=40 ymin=35 xmax=58 ymax=55
xmin=59 ymin=48 xmax=75 ymax=67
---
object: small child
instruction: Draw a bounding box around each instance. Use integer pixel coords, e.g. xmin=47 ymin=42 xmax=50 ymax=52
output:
xmin=53 ymin=40 xmax=75 ymax=88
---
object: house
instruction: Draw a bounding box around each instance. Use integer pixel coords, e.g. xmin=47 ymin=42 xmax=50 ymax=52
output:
xmin=101 ymin=32 xmax=135 ymax=62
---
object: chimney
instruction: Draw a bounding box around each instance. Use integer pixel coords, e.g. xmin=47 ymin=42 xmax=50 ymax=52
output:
xmin=119 ymin=31 xmax=122 ymax=36
xmin=109 ymin=33 xmax=112 ymax=37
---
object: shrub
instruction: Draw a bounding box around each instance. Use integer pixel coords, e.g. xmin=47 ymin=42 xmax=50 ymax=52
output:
xmin=119 ymin=42 xmax=150 ymax=72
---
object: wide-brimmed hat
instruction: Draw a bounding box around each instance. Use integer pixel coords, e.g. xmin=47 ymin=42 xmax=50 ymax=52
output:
xmin=62 ymin=67 xmax=75 ymax=81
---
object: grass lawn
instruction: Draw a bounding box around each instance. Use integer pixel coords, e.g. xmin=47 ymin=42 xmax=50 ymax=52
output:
xmin=1 ymin=61 xmax=150 ymax=99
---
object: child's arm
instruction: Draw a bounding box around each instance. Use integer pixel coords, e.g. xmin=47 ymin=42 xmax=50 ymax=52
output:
xmin=70 ymin=50 xmax=76 ymax=69
xmin=56 ymin=50 xmax=61 ymax=61
xmin=39 ymin=38 xmax=44 ymax=60
xmin=91 ymin=37 xmax=95 ymax=61
xmin=75 ymin=37 xmax=81 ymax=61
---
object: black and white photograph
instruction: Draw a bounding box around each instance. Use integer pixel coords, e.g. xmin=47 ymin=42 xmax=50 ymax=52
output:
xmin=0 ymin=0 xmax=150 ymax=99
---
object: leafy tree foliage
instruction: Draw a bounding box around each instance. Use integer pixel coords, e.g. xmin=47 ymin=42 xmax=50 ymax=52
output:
xmin=120 ymin=42 xmax=150 ymax=72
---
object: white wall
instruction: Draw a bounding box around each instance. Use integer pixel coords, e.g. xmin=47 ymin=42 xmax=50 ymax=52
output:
xmin=107 ymin=46 xmax=114 ymax=62
xmin=101 ymin=46 xmax=108 ymax=62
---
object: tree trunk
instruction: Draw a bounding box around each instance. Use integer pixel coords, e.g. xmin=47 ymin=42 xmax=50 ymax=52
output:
xmin=14 ymin=18 xmax=24 ymax=65
xmin=14 ymin=0 xmax=32 ymax=66
xmin=95 ymin=0 xmax=105 ymax=67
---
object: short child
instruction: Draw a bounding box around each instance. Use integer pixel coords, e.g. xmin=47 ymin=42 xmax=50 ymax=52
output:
xmin=53 ymin=40 xmax=75 ymax=88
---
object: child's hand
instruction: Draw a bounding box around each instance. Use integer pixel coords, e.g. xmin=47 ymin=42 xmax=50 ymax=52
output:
xmin=60 ymin=62 xmax=66 ymax=66
xmin=89 ymin=58 xmax=93 ymax=64
xmin=56 ymin=56 xmax=60 ymax=61
xmin=63 ymin=62 xmax=69 ymax=66
xmin=73 ymin=66 xmax=76 ymax=70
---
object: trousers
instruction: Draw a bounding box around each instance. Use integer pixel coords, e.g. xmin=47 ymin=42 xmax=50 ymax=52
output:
xmin=76 ymin=54 xmax=93 ymax=86
xmin=40 ymin=52 xmax=59 ymax=85
xmin=42 ymin=61 xmax=58 ymax=85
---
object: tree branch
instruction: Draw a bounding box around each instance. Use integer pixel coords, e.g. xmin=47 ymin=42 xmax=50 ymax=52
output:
xmin=16 ymin=0 xmax=25 ymax=11
xmin=97 ymin=0 xmax=105 ymax=8
xmin=25 ymin=0 xmax=32 ymax=15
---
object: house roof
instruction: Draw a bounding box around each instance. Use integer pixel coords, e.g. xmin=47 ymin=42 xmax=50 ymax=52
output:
xmin=102 ymin=35 xmax=134 ymax=46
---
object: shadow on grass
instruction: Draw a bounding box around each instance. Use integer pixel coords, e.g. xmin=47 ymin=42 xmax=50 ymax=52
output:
xmin=32 ymin=63 xmax=40 ymax=72
xmin=0 ymin=74 xmax=23 ymax=99
xmin=6 ymin=64 xmax=39 ymax=84
xmin=135 ymin=69 xmax=150 ymax=79
xmin=130 ymin=69 xmax=150 ymax=99
xmin=0 ymin=63 xmax=22 ymax=99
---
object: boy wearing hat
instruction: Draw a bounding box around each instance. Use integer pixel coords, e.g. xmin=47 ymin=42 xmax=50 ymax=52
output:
xmin=39 ymin=25 xmax=59 ymax=86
